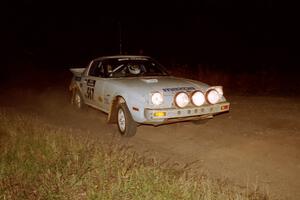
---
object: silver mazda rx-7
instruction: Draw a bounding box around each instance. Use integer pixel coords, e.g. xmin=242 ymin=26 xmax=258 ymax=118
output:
xmin=69 ymin=55 xmax=230 ymax=136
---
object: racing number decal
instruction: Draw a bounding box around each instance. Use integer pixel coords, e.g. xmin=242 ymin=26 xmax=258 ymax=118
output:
xmin=85 ymin=79 xmax=96 ymax=100
xmin=86 ymin=87 xmax=94 ymax=100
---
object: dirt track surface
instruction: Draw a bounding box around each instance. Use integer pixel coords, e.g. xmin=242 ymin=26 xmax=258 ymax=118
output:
xmin=2 ymin=87 xmax=300 ymax=199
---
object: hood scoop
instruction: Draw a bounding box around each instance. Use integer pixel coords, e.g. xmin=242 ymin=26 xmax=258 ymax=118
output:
xmin=141 ymin=78 xmax=158 ymax=83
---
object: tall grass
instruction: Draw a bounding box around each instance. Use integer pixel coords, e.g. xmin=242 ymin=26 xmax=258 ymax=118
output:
xmin=0 ymin=109 xmax=269 ymax=200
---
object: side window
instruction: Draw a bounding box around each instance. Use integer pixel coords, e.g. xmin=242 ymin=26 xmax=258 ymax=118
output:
xmin=88 ymin=61 xmax=99 ymax=76
xmin=101 ymin=61 xmax=113 ymax=78
xmin=99 ymin=63 xmax=105 ymax=77
xmin=88 ymin=61 xmax=103 ymax=77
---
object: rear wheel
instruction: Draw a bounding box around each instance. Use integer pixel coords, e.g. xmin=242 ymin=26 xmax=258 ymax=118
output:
xmin=71 ymin=90 xmax=85 ymax=109
xmin=117 ymin=103 xmax=137 ymax=137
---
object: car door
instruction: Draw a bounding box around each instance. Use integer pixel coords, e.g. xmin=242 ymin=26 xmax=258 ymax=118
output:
xmin=81 ymin=60 xmax=105 ymax=109
xmin=92 ymin=62 xmax=107 ymax=110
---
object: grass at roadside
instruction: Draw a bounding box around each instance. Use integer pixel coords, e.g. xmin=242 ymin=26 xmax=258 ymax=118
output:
xmin=0 ymin=108 xmax=269 ymax=200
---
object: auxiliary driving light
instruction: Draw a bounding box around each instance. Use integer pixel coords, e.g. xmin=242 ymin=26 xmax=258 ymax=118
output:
xmin=175 ymin=92 xmax=190 ymax=108
xmin=206 ymin=89 xmax=220 ymax=104
xmin=191 ymin=91 xmax=205 ymax=106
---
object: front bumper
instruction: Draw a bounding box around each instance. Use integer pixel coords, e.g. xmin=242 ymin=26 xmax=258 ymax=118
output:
xmin=144 ymin=102 xmax=230 ymax=125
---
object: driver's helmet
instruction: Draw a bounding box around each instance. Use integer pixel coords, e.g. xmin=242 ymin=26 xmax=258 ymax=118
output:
xmin=128 ymin=64 xmax=141 ymax=75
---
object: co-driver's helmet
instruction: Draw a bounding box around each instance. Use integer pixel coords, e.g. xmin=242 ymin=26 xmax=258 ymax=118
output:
xmin=128 ymin=64 xmax=141 ymax=75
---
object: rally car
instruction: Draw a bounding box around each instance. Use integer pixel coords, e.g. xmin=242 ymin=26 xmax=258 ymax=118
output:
xmin=69 ymin=55 xmax=230 ymax=136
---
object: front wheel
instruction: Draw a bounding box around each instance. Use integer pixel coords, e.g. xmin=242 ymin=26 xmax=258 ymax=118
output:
xmin=117 ymin=103 xmax=137 ymax=137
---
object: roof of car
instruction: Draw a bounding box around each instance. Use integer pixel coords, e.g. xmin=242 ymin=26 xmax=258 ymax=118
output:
xmin=93 ymin=55 xmax=151 ymax=61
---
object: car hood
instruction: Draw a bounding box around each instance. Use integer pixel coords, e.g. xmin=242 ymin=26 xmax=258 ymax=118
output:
xmin=109 ymin=76 xmax=210 ymax=95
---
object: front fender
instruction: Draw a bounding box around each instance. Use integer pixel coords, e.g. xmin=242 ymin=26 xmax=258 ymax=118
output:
xmin=111 ymin=91 xmax=147 ymax=123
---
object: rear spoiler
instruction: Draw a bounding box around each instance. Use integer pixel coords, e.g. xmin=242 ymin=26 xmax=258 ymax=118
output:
xmin=70 ymin=68 xmax=85 ymax=76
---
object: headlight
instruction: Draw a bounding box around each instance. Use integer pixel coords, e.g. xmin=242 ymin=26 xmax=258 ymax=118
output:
xmin=175 ymin=92 xmax=190 ymax=108
xmin=214 ymin=86 xmax=223 ymax=96
xmin=151 ymin=92 xmax=163 ymax=105
xmin=191 ymin=91 xmax=205 ymax=106
xmin=206 ymin=89 xmax=220 ymax=104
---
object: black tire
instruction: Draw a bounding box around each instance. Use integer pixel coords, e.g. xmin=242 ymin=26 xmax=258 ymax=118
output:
xmin=117 ymin=103 xmax=137 ymax=137
xmin=72 ymin=90 xmax=85 ymax=109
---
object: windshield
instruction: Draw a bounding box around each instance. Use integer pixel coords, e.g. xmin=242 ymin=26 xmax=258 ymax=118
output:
xmin=102 ymin=58 xmax=169 ymax=78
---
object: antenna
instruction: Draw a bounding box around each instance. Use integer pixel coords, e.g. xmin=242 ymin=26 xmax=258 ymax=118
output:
xmin=118 ymin=21 xmax=122 ymax=55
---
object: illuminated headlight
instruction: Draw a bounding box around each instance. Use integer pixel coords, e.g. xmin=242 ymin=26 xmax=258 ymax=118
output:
xmin=175 ymin=92 xmax=190 ymax=108
xmin=191 ymin=91 xmax=205 ymax=106
xmin=151 ymin=92 xmax=163 ymax=105
xmin=206 ymin=89 xmax=221 ymax=104
xmin=214 ymin=86 xmax=223 ymax=96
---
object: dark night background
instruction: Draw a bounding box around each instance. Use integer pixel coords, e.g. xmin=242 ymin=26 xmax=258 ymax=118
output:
xmin=1 ymin=1 xmax=300 ymax=94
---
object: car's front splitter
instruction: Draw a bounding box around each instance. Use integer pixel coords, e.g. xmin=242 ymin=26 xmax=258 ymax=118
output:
xmin=143 ymin=102 xmax=230 ymax=125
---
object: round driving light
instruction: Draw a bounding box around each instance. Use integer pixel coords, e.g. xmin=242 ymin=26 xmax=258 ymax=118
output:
xmin=151 ymin=92 xmax=163 ymax=105
xmin=207 ymin=89 xmax=220 ymax=104
xmin=175 ymin=92 xmax=190 ymax=108
xmin=191 ymin=91 xmax=205 ymax=106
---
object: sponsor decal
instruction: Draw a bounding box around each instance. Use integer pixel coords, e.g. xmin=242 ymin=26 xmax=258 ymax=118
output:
xmin=162 ymin=87 xmax=195 ymax=92
xmin=118 ymin=57 xmax=148 ymax=61
xmin=75 ymin=76 xmax=81 ymax=81
xmin=87 ymin=79 xmax=96 ymax=87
